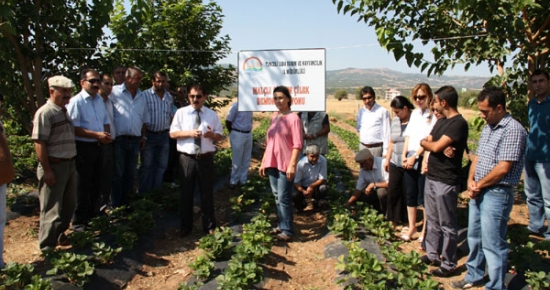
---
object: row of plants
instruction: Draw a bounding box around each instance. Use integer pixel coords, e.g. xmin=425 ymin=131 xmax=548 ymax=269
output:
xmin=330 ymin=123 xmax=360 ymax=152
xmin=325 ymin=130 xmax=440 ymax=289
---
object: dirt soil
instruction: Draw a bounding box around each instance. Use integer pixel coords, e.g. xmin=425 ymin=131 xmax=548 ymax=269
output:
xmin=2 ymin=99 xmax=538 ymax=289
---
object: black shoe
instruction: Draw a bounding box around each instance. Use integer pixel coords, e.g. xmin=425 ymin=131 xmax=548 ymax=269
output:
xmin=430 ymin=267 xmax=454 ymax=277
xmin=420 ymin=255 xmax=441 ymax=266
xmin=450 ymin=279 xmax=485 ymax=289
xmin=229 ymin=184 xmax=237 ymax=190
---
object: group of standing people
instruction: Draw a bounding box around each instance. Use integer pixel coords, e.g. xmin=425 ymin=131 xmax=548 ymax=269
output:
xmin=346 ymin=73 xmax=548 ymax=290
xmin=30 ymin=67 xmax=224 ymax=251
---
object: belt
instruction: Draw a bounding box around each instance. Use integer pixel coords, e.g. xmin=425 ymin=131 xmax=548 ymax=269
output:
xmin=180 ymin=152 xmax=213 ymax=159
xmin=232 ymin=128 xmax=251 ymax=134
xmin=361 ymin=142 xmax=383 ymax=148
xmin=48 ymin=156 xmax=76 ymax=164
xmin=147 ymin=129 xmax=169 ymax=135
xmin=118 ymin=135 xmax=141 ymax=140
xmin=76 ymin=140 xmax=102 ymax=147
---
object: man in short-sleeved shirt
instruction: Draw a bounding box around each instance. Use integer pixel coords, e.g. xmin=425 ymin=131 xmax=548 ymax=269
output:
xmin=138 ymin=71 xmax=174 ymax=192
xmin=420 ymin=86 xmax=468 ymax=277
xmin=170 ymin=84 xmax=223 ymax=237
xmin=345 ymin=149 xmax=389 ymax=214
xmin=110 ymin=67 xmax=150 ymax=207
xmin=451 ymin=87 xmax=526 ymax=290
xmin=32 ymin=76 xmax=77 ymax=251
xmin=292 ymin=144 xmax=328 ymax=212
xmin=67 ymin=69 xmax=112 ymax=231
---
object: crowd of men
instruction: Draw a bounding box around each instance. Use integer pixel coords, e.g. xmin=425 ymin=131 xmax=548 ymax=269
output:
xmin=28 ymin=66 xmax=550 ymax=290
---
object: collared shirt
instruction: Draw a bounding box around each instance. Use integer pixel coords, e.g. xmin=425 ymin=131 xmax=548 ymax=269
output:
xmin=226 ymin=102 xmax=253 ymax=132
xmin=110 ymin=83 xmax=150 ymax=137
xmin=404 ymin=108 xmax=436 ymax=155
xmin=294 ymin=155 xmax=327 ymax=187
xmin=170 ymin=105 xmax=223 ymax=154
xmin=102 ymin=97 xmax=116 ymax=140
xmin=526 ymin=96 xmax=550 ymax=162
xmin=262 ymin=112 xmax=303 ymax=173
xmin=356 ymin=157 xmax=389 ymax=190
xmin=356 ymin=103 xmax=390 ymax=155
xmin=143 ymin=87 xmax=174 ymax=132
xmin=475 ymin=114 xmax=527 ymax=186
xmin=32 ymin=100 xmax=77 ymax=159
xmin=67 ymin=90 xmax=110 ymax=142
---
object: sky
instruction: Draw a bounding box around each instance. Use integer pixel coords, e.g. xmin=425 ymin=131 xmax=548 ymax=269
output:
xmin=215 ymin=0 xmax=493 ymax=77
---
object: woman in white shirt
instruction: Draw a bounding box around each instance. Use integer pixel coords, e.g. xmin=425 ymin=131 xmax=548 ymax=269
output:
xmin=400 ymin=83 xmax=436 ymax=242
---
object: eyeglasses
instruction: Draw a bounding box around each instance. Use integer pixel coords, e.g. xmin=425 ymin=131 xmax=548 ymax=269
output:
xmin=189 ymin=94 xmax=203 ymax=99
xmin=414 ymin=95 xmax=427 ymax=101
xmin=362 ymin=96 xmax=374 ymax=100
xmin=86 ymin=78 xmax=101 ymax=84
xmin=102 ymin=81 xmax=113 ymax=86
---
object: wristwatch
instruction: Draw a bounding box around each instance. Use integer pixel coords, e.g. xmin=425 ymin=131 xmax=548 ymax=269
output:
xmin=372 ymin=183 xmax=378 ymax=191
xmin=414 ymin=154 xmax=419 ymax=160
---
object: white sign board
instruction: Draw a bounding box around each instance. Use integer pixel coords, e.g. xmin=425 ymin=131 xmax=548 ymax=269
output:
xmin=237 ymin=48 xmax=326 ymax=112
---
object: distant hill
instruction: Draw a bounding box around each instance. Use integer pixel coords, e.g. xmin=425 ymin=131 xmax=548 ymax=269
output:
xmin=326 ymin=67 xmax=490 ymax=90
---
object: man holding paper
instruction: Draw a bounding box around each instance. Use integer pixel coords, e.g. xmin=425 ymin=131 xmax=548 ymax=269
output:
xmin=169 ymin=84 xmax=223 ymax=237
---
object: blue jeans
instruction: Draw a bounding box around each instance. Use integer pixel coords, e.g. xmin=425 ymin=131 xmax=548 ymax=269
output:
xmin=465 ymin=186 xmax=514 ymax=290
xmin=139 ymin=132 xmax=170 ymax=192
xmin=112 ymin=137 xmax=140 ymax=207
xmin=524 ymin=160 xmax=550 ymax=239
xmin=267 ymin=168 xmax=294 ymax=236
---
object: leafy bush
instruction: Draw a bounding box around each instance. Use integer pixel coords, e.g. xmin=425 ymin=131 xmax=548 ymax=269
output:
xmin=47 ymin=252 xmax=94 ymax=287
xmin=0 ymin=262 xmax=35 ymax=288
xmin=198 ymin=226 xmax=234 ymax=260
xmin=334 ymin=89 xmax=349 ymax=101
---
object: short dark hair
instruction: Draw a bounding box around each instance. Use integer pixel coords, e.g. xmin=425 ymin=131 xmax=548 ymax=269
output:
xmin=434 ymin=85 xmax=458 ymax=109
xmin=188 ymin=84 xmax=208 ymax=96
xmin=531 ymin=69 xmax=549 ymax=81
xmin=477 ymin=87 xmax=506 ymax=110
xmin=361 ymin=86 xmax=376 ymax=98
xmin=99 ymin=73 xmax=112 ymax=81
xmin=390 ymin=95 xmax=414 ymax=110
xmin=152 ymin=71 xmax=167 ymax=81
xmin=80 ymin=68 xmax=98 ymax=80
xmin=273 ymin=86 xmax=292 ymax=108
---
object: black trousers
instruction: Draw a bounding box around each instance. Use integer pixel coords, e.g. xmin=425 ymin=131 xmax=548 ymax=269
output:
xmin=178 ymin=153 xmax=216 ymax=233
xmin=386 ymin=164 xmax=408 ymax=224
xmin=73 ymin=141 xmax=106 ymax=229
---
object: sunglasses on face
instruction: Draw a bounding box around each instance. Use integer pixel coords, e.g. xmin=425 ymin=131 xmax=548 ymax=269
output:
xmin=414 ymin=95 xmax=427 ymax=101
xmin=362 ymin=96 xmax=374 ymax=100
xmin=86 ymin=78 xmax=101 ymax=84
xmin=189 ymin=94 xmax=203 ymax=99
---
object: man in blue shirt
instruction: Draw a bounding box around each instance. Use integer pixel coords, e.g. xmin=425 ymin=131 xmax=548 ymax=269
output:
xmin=225 ymin=101 xmax=253 ymax=189
xmin=138 ymin=71 xmax=174 ymax=192
xmin=524 ymin=69 xmax=550 ymax=240
xmin=110 ymin=67 xmax=150 ymax=207
xmin=451 ymin=87 xmax=526 ymax=290
xmin=67 ymin=69 xmax=112 ymax=231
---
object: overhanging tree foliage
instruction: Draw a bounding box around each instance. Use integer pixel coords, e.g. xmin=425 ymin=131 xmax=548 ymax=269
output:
xmin=106 ymin=0 xmax=235 ymax=110
xmin=333 ymin=0 xmax=550 ymax=125
xmin=0 ymin=0 xmax=113 ymax=134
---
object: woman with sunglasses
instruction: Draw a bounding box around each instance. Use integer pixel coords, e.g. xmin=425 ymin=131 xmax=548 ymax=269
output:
xmin=400 ymin=83 xmax=436 ymax=242
xmin=259 ymin=86 xmax=303 ymax=242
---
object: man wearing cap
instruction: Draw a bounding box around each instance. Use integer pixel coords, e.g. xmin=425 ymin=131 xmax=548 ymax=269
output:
xmin=292 ymin=144 xmax=328 ymax=212
xmin=225 ymin=101 xmax=253 ymax=189
xmin=344 ymin=148 xmax=389 ymax=214
xmin=138 ymin=71 xmax=174 ymax=192
xmin=67 ymin=69 xmax=112 ymax=231
xmin=32 ymin=76 xmax=77 ymax=251
xmin=356 ymin=86 xmax=390 ymax=157
xmin=111 ymin=67 xmax=150 ymax=207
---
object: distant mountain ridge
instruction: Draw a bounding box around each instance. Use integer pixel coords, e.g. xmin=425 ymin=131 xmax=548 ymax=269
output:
xmin=326 ymin=67 xmax=490 ymax=89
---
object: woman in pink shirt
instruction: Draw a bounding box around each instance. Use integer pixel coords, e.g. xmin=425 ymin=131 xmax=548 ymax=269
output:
xmin=259 ymin=86 xmax=303 ymax=241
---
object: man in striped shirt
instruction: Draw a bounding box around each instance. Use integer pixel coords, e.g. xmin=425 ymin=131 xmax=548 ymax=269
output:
xmin=138 ymin=71 xmax=174 ymax=192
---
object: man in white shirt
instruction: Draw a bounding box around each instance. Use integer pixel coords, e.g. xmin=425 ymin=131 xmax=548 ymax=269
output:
xmin=345 ymin=148 xmax=389 ymax=214
xmin=292 ymin=144 xmax=328 ymax=212
xmin=170 ymin=84 xmax=223 ymax=237
xmin=356 ymin=86 xmax=390 ymax=157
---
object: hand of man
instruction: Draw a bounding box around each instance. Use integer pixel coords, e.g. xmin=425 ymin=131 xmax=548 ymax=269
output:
xmin=43 ymin=168 xmax=56 ymax=187
xmin=97 ymin=132 xmax=112 ymax=144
